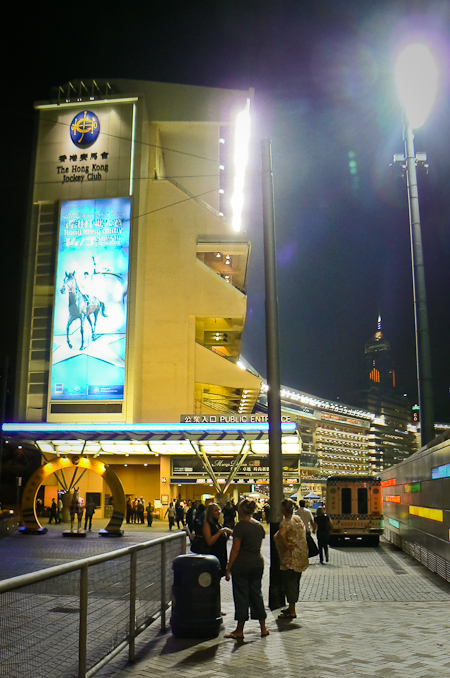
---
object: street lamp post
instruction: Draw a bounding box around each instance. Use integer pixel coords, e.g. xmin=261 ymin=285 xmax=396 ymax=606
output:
xmin=261 ymin=138 xmax=284 ymax=609
xmin=394 ymin=44 xmax=438 ymax=447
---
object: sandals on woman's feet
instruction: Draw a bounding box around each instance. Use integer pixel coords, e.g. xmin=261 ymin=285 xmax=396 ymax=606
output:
xmin=261 ymin=630 xmax=270 ymax=637
xmin=225 ymin=631 xmax=244 ymax=640
xmin=278 ymin=611 xmax=297 ymax=619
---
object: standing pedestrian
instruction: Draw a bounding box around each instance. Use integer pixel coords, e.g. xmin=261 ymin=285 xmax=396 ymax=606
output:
xmin=274 ymin=499 xmax=309 ymax=619
xmin=295 ymin=500 xmax=316 ymax=534
xmin=192 ymin=503 xmax=205 ymax=536
xmin=84 ymin=498 xmax=96 ymax=532
xmin=57 ymin=495 xmax=63 ymax=524
xmin=223 ymin=501 xmax=236 ymax=529
xmin=202 ymin=503 xmax=232 ymax=576
xmin=165 ymin=502 xmax=176 ymax=530
xmin=126 ymin=499 xmax=132 ymax=524
xmin=137 ymin=499 xmax=144 ymax=524
xmin=146 ymin=502 xmax=154 ymax=527
xmin=314 ymin=507 xmax=333 ymax=564
xmin=224 ymin=500 xmax=269 ymax=641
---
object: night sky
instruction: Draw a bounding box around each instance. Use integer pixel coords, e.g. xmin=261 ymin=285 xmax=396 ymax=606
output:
xmin=3 ymin=1 xmax=450 ymax=421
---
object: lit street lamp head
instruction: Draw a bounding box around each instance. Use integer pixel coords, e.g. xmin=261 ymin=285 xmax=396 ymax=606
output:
xmin=395 ymin=43 xmax=438 ymax=129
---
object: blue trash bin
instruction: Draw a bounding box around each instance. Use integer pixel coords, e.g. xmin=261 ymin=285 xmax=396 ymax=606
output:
xmin=170 ymin=553 xmax=222 ymax=638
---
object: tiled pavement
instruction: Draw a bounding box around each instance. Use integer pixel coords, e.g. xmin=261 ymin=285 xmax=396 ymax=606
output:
xmin=2 ymin=524 xmax=450 ymax=677
xmin=0 ymin=520 xmax=173 ymax=580
xmin=92 ymin=538 xmax=450 ymax=678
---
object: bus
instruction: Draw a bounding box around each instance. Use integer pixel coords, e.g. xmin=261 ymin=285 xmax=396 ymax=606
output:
xmin=326 ymin=475 xmax=384 ymax=545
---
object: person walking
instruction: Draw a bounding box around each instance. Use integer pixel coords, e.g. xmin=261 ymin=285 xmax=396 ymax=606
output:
xmin=202 ymin=503 xmax=232 ymax=576
xmin=48 ymin=499 xmax=58 ymax=524
xmin=295 ymin=500 xmax=316 ymax=534
xmin=314 ymin=507 xmax=333 ymax=564
xmin=224 ymin=499 xmax=269 ymax=641
xmin=57 ymin=496 xmax=63 ymax=524
xmin=175 ymin=501 xmax=185 ymax=529
xmin=165 ymin=502 xmax=176 ymax=530
xmin=146 ymin=502 xmax=154 ymax=527
xmin=275 ymin=499 xmax=309 ymax=619
xmin=263 ymin=502 xmax=270 ymax=525
xmin=84 ymin=498 xmax=96 ymax=532
xmin=186 ymin=500 xmax=196 ymax=534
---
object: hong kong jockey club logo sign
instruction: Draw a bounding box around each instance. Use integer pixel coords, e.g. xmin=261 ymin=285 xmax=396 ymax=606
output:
xmin=70 ymin=111 xmax=100 ymax=148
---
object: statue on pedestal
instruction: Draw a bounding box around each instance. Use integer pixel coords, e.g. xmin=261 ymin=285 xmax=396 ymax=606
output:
xmin=69 ymin=489 xmax=84 ymax=532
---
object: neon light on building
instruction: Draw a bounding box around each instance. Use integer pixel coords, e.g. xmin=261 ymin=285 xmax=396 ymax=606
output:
xmin=409 ymin=505 xmax=443 ymax=522
xmin=432 ymin=463 xmax=450 ymax=479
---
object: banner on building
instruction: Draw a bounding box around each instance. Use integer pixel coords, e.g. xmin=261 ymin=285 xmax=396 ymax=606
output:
xmin=50 ymin=197 xmax=131 ymax=401
xmin=172 ymin=456 xmax=301 ymax=476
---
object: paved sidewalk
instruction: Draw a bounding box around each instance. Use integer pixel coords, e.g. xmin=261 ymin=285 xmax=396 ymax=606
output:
xmin=2 ymin=528 xmax=450 ymax=677
xmin=94 ymin=540 xmax=450 ymax=678
xmin=0 ymin=519 xmax=175 ymax=580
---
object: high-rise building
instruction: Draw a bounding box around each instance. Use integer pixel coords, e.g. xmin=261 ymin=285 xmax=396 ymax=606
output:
xmin=365 ymin=316 xmax=396 ymax=390
xmin=348 ymin=317 xmax=417 ymax=472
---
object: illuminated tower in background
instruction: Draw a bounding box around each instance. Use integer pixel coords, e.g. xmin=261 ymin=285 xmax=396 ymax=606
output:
xmin=348 ymin=317 xmax=417 ymax=472
xmin=364 ymin=316 xmax=396 ymax=391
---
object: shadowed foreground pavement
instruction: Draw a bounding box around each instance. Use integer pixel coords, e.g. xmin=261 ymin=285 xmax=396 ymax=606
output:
xmin=2 ymin=523 xmax=450 ymax=677
xmin=96 ymin=536 xmax=450 ymax=678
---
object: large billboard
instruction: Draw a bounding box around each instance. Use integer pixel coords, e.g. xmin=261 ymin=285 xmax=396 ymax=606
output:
xmin=50 ymin=197 xmax=131 ymax=401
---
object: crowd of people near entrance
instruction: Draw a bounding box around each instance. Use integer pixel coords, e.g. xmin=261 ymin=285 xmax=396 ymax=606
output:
xmin=35 ymin=486 xmax=332 ymax=640
xmin=37 ymin=490 xmax=98 ymax=532
xmin=176 ymin=495 xmax=332 ymax=640
xmin=126 ymin=497 xmax=153 ymax=524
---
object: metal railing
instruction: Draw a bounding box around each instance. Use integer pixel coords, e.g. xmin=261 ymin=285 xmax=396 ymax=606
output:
xmin=0 ymin=532 xmax=186 ymax=678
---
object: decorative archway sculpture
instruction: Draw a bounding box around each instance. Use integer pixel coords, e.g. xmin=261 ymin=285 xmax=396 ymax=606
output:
xmin=21 ymin=456 xmax=126 ymax=536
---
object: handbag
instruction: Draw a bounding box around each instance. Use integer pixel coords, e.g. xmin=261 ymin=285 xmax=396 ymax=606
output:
xmin=306 ymin=532 xmax=319 ymax=558
xmin=190 ymin=535 xmax=206 ymax=554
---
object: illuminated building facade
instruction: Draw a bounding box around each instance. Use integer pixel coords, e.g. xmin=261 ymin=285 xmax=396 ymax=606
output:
xmin=8 ymin=79 xmax=304 ymax=515
xmin=257 ymin=384 xmax=373 ymax=496
xmin=5 ymin=84 xmax=424 ymax=514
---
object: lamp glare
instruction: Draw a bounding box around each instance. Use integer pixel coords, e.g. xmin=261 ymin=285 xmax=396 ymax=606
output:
xmin=395 ymin=44 xmax=438 ymax=129
xmin=231 ymin=98 xmax=251 ymax=232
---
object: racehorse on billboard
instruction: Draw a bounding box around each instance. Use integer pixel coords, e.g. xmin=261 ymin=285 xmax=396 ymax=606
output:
xmin=51 ymin=197 xmax=131 ymax=401
xmin=60 ymin=271 xmax=107 ymax=350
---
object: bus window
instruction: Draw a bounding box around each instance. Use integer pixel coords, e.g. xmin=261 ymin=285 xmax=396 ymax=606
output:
xmin=341 ymin=487 xmax=352 ymax=514
xmin=357 ymin=488 xmax=368 ymax=514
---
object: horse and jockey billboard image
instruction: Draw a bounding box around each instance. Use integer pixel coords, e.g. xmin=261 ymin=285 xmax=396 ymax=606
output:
xmin=50 ymin=197 xmax=131 ymax=401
